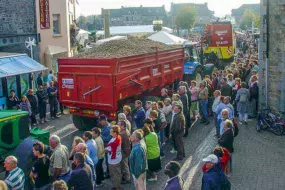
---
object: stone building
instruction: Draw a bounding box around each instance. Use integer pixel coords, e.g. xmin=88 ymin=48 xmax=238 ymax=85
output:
xmin=0 ymin=0 xmax=40 ymax=62
xmin=101 ymin=6 xmax=167 ymax=26
xmin=170 ymin=2 xmax=215 ymax=27
xmin=259 ymin=0 xmax=285 ymax=113
xmin=231 ymin=4 xmax=260 ymax=25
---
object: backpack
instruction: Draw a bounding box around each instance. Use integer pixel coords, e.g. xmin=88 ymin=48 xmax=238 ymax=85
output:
xmin=239 ymin=93 xmax=247 ymax=103
xmin=232 ymin=120 xmax=239 ymax=137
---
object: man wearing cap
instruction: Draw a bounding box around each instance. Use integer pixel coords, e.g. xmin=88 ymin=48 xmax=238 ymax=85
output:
xmin=201 ymin=154 xmax=228 ymax=190
xmin=220 ymin=78 xmax=232 ymax=97
xmin=98 ymin=114 xmax=112 ymax=179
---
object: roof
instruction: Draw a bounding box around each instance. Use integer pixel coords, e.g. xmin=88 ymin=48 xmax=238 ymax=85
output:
xmin=0 ymin=110 xmax=29 ymax=120
xmin=102 ymin=6 xmax=166 ymax=17
xmin=97 ymin=25 xmax=173 ymax=35
xmin=171 ymin=3 xmax=214 ymax=17
xmin=231 ymin=4 xmax=260 ymax=15
xmin=147 ymin=31 xmax=187 ymax=45
xmin=0 ymin=53 xmax=48 ymax=78
xmin=45 ymin=46 xmax=68 ymax=55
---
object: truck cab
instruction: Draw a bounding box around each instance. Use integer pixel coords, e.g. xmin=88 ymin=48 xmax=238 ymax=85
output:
xmin=183 ymin=42 xmax=203 ymax=85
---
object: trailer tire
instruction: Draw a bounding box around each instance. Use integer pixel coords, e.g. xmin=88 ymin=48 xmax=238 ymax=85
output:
xmin=72 ymin=115 xmax=97 ymax=131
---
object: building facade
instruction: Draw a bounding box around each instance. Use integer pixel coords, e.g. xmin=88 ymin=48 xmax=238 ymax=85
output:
xmin=170 ymin=3 xmax=215 ymax=27
xmin=101 ymin=6 xmax=167 ymax=26
xmin=35 ymin=0 xmax=77 ymax=72
xmin=231 ymin=4 xmax=260 ymax=25
xmin=259 ymin=0 xmax=285 ymax=113
xmin=0 ymin=0 xmax=40 ymax=62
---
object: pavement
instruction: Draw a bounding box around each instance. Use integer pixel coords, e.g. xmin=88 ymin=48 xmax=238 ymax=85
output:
xmin=37 ymin=114 xmax=285 ymax=190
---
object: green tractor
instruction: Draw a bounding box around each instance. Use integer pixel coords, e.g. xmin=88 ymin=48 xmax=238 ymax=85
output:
xmin=0 ymin=110 xmax=50 ymax=188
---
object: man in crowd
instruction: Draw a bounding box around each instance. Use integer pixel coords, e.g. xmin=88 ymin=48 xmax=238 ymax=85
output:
xmin=220 ymin=78 xmax=232 ymax=97
xmin=178 ymin=86 xmax=190 ymax=137
xmin=170 ymin=105 xmax=185 ymax=161
xmin=249 ymin=75 xmax=259 ymax=118
xmin=47 ymin=81 xmax=59 ymax=119
xmin=4 ymin=156 xmax=25 ymax=190
xmin=98 ymin=114 xmax=112 ymax=179
xmin=161 ymin=88 xmax=170 ymax=101
xmin=216 ymin=96 xmax=234 ymax=122
xmin=164 ymin=161 xmax=184 ymax=190
xmin=48 ymin=70 xmax=54 ymax=83
xmin=145 ymin=101 xmax=152 ymax=119
xmin=36 ymin=72 xmax=43 ymax=88
xmin=118 ymin=120 xmax=131 ymax=184
xmin=27 ymin=89 xmax=38 ymax=125
xmin=212 ymin=90 xmax=222 ymax=137
xmin=162 ymin=98 xmax=173 ymax=140
xmin=219 ymin=109 xmax=230 ymax=136
xmin=83 ymin=131 xmax=98 ymax=166
xmin=129 ymin=130 xmax=147 ymax=190
xmin=199 ymin=82 xmax=210 ymax=125
xmin=36 ymin=85 xmax=49 ymax=124
xmin=7 ymin=90 xmax=19 ymax=110
xmin=68 ymin=152 xmax=93 ymax=190
xmin=49 ymin=135 xmax=70 ymax=182
xmin=134 ymin=100 xmax=146 ymax=129
xmin=92 ymin=127 xmax=105 ymax=187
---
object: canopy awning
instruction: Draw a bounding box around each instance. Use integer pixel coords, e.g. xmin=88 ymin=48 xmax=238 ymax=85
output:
xmin=0 ymin=53 xmax=48 ymax=78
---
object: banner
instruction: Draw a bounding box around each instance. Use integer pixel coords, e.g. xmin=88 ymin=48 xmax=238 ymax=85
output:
xmin=39 ymin=0 xmax=50 ymax=29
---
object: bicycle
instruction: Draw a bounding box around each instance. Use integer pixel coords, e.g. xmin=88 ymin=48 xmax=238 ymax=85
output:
xmin=256 ymin=111 xmax=284 ymax=136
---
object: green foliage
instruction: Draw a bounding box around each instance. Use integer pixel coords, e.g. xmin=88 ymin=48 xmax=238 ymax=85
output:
xmin=174 ymin=6 xmax=197 ymax=31
xmin=239 ymin=9 xmax=260 ymax=30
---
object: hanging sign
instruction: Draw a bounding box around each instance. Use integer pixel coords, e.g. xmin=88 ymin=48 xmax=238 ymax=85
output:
xmin=39 ymin=0 xmax=50 ymax=29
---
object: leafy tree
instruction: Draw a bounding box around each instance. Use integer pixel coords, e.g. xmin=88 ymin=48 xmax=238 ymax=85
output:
xmin=174 ymin=6 xmax=197 ymax=32
xmin=239 ymin=9 xmax=260 ymax=30
xmin=77 ymin=15 xmax=88 ymax=30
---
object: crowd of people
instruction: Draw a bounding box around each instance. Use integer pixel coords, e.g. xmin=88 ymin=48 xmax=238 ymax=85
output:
xmin=0 ymin=33 xmax=260 ymax=190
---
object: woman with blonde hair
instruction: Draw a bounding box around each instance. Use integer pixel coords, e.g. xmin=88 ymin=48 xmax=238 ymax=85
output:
xmin=0 ymin=180 xmax=7 ymax=190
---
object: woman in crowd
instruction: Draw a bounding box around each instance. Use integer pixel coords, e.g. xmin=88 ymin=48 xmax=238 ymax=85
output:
xmin=105 ymin=125 xmax=122 ymax=190
xmin=19 ymin=95 xmax=32 ymax=121
xmin=118 ymin=113 xmax=131 ymax=132
xmin=123 ymin=105 xmax=133 ymax=129
xmin=69 ymin=136 xmax=85 ymax=160
xmin=235 ymin=82 xmax=250 ymax=125
xmin=142 ymin=125 xmax=161 ymax=182
xmin=190 ymin=80 xmax=199 ymax=120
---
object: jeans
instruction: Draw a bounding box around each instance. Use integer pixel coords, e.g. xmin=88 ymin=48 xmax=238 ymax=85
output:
xmin=104 ymin=153 xmax=110 ymax=175
xmin=96 ymin=158 xmax=104 ymax=185
xmin=156 ymin=132 xmax=165 ymax=157
xmin=239 ymin=112 xmax=248 ymax=121
xmin=39 ymin=102 xmax=47 ymax=119
xmin=49 ymin=99 xmax=58 ymax=118
xmin=200 ymin=100 xmax=208 ymax=121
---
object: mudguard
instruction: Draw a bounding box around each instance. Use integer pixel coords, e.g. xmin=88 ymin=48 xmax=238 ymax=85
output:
xmin=184 ymin=61 xmax=202 ymax=75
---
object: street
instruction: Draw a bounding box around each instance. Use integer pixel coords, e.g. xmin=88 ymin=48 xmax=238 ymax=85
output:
xmin=38 ymin=114 xmax=285 ymax=190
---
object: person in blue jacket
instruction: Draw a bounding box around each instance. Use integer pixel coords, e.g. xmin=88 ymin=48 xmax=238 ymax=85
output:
xmin=134 ymin=100 xmax=145 ymax=129
xmin=201 ymin=154 xmax=228 ymax=190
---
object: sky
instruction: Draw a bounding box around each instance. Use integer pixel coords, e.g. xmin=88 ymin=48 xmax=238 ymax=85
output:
xmin=76 ymin=0 xmax=260 ymax=17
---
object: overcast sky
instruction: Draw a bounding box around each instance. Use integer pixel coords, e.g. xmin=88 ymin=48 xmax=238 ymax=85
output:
xmin=76 ymin=0 xmax=260 ymax=17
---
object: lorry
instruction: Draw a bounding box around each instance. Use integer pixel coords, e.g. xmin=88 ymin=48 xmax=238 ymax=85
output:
xmin=0 ymin=110 xmax=50 ymax=188
xmin=203 ymin=21 xmax=235 ymax=63
xmin=58 ymin=48 xmax=184 ymax=130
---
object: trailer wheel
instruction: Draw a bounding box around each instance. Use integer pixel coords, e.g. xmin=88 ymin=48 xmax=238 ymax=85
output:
xmin=72 ymin=115 xmax=97 ymax=131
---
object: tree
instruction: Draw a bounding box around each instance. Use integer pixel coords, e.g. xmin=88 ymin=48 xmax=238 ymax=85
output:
xmin=239 ymin=9 xmax=260 ymax=30
xmin=174 ymin=6 xmax=197 ymax=32
xmin=77 ymin=15 xmax=88 ymax=30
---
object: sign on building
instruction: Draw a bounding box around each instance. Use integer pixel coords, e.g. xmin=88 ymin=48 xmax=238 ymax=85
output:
xmin=39 ymin=0 xmax=50 ymax=29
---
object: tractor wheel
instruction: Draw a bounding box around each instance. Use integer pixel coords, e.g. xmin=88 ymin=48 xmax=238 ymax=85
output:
xmin=72 ymin=115 xmax=97 ymax=131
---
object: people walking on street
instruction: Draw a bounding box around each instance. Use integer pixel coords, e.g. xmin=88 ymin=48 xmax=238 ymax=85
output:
xmin=27 ymin=89 xmax=38 ymax=125
xmin=198 ymin=82 xmax=209 ymax=125
xmin=83 ymin=131 xmax=98 ymax=166
xmin=170 ymin=105 xmax=185 ymax=161
xmin=118 ymin=120 xmax=131 ymax=184
xmin=7 ymin=90 xmax=19 ymax=110
xmin=4 ymin=156 xmax=25 ymax=190
xmin=68 ymin=152 xmax=93 ymax=190
xmin=235 ymin=82 xmax=250 ymax=125
xmin=30 ymin=142 xmax=51 ymax=190
xmin=98 ymin=114 xmax=112 ymax=179
xmin=164 ymin=161 xmax=184 ymax=190
xmin=47 ymin=81 xmax=59 ymax=119
xmin=201 ymin=154 xmax=228 ymax=190
xmin=249 ymin=75 xmax=259 ymax=118
xmin=142 ymin=125 xmax=161 ymax=182
xmin=49 ymin=135 xmax=70 ymax=182
xmin=129 ymin=130 xmax=147 ymax=190
xmin=36 ymin=86 xmax=49 ymax=124
xmin=92 ymin=127 xmax=105 ymax=187
xmin=134 ymin=100 xmax=146 ymax=129
xmin=105 ymin=125 xmax=122 ymax=190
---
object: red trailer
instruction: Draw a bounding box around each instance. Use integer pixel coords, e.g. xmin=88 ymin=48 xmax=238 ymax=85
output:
xmin=58 ymin=48 xmax=184 ymax=130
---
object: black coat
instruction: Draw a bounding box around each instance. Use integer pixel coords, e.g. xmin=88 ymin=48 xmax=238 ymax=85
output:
xmin=27 ymin=94 xmax=38 ymax=109
xmin=249 ymin=82 xmax=259 ymax=101
xmin=218 ymin=128 xmax=234 ymax=153
xmin=180 ymin=93 xmax=189 ymax=115
xmin=36 ymin=90 xmax=48 ymax=104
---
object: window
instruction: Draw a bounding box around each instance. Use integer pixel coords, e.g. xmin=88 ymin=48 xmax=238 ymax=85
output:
xmin=53 ymin=14 xmax=61 ymax=35
xmin=2 ymin=122 xmax=13 ymax=145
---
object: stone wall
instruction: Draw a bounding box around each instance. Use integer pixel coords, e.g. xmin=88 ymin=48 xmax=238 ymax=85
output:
xmin=259 ymin=0 xmax=285 ymax=113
